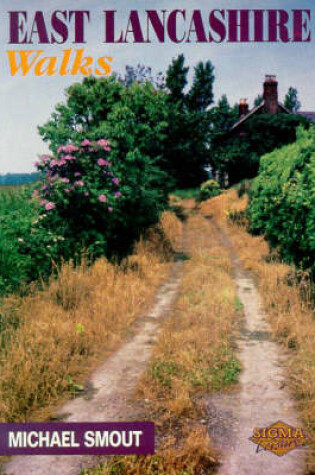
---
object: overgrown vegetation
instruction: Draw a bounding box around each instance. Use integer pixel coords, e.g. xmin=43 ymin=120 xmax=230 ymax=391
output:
xmin=197 ymin=180 xmax=221 ymax=203
xmin=248 ymin=127 xmax=315 ymax=275
xmin=0 ymin=211 xmax=182 ymax=422
xmin=0 ymin=187 xmax=45 ymax=295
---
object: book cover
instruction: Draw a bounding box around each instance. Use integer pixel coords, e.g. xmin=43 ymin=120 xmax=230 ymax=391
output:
xmin=0 ymin=2 xmax=314 ymax=474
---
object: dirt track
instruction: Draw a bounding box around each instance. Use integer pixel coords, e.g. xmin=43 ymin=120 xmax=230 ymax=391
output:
xmin=208 ymin=223 xmax=306 ymax=475
xmin=4 ymin=210 xmax=307 ymax=475
xmin=4 ymin=262 xmax=183 ymax=475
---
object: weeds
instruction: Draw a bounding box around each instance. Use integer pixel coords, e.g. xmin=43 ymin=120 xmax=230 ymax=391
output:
xmin=0 ymin=211 xmax=182 ymax=423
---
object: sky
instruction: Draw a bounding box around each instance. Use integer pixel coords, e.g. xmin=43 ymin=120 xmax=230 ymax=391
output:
xmin=1 ymin=0 xmax=315 ymax=173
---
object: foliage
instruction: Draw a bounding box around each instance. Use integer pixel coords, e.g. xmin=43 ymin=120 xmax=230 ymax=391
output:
xmin=197 ymin=180 xmax=221 ymax=202
xmin=284 ymin=87 xmax=301 ymax=112
xmin=166 ymin=54 xmax=189 ymax=103
xmin=38 ymin=77 xmax=124 ymax=152
xmin=0 ymin=187 xmax=61 ymax=295
xmin=211 ymin=95 xmax=238 ymax=133
xmin=33 ymin=139 xmax=121 ymax=259
xmin=211 ymin=113 xmax=311 ymax=184
xmin=39 ymin=58 xmax=216 ymax=190
xmin=39 ymin=79 xmax=170 ymax=256
xmin=164 ymin=55 xmax=215 ymax=188
xmin=248 ymin=127 xmax=315 ymax=274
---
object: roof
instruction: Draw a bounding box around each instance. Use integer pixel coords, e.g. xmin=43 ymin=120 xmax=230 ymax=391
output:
xmin=231 ymin=102 xmax=290 ymax=131
xmin=297 ymin=111 xmax=315 ymax=123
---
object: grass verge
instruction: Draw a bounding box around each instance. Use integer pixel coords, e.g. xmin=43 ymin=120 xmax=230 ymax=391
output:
xmin=0 ymin=211 xmax=182 ymax=423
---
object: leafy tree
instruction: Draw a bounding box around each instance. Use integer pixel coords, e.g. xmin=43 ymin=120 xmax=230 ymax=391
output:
xmin=166 ymin=54 xmax=189 ymax=104
xmin=39 ymin=56 xmax=216 ymax=191
xmin=284 ymin=87 xmax=301 ymax=112
xmin=38 ymin=77 xmax=124 ymax=152
xmin=188 ymin=61 xmax=215 ymax=112
xmin=165 ymin=56 xmax=215 ymax=187
xmin=210 ymin=95 xmax=238 ymax=181
xmin=211 ymin=95 xmax=238 ymax=133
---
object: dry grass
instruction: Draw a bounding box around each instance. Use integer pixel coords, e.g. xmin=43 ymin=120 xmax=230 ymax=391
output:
xmin=0 ymin=211 xmax=183 ymax=423
xmin=87 ymin=204 xmax=241 ymax=474
xmin=202 ymin=189 xmax=315 ymax=474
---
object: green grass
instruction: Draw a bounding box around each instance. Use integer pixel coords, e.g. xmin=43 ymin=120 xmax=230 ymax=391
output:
xmin=0 ymin=185 xmax=23 ymax=193
xmin=234 ymin=297 xmax=244 ymax=312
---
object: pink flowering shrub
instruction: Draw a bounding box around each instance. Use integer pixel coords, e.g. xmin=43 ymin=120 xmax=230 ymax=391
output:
xmin=34 ymin=139 xmax=122 ymax=257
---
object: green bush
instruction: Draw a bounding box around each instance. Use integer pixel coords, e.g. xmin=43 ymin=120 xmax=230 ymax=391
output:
xmin=0 ymin=187 xmax=62 ymax=295
xmin=198 ymin=180 xmax=221 ymax=202
xmin=248 ymin=127 xmax=315 ymax=274
xmin=39 ymin=80 xmax=170 ymax=257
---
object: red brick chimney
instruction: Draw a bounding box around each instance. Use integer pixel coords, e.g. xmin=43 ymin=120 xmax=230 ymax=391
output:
xmin=263 ymin=75 xmax=278 ymax=114
xmin=239 ymin=98 xmax=249 ymax=117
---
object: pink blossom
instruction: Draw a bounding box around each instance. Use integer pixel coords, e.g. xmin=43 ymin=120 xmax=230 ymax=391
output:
xmin=45 ymin=202 xmax=56 ymax=211
xmin=112 ymin=177 xmax=120 ymax=185
xmin=41 ymin=155 xmax=50 ymax=163
xmin=60 ymin=178 xmax=70 ymax=183
xmin=97 ymin=139 xmax=110 ymax=147
xmin=64 ymin=155 xmax=76 ymax=161
xmin=34 ymin=160 xmax=41 ymax=167
xmin=41 ymin=185 xmax=48 ymax=190
xmin=32 ymin=190 xmax=39 ymax=198
xmin=74 ymin=172 xmax=81 ymax=177
xmin=59 ymin=159 xmax=66 ymax=166
xmin=40 ymin=200 xmax=47 ymax=206
xmin=63 ymin=144 xmax=79 ymax=153
xmin=84 ymin=192 xmax=89 ymax=197
xmin=74 ymin=180 xmax=84 ymax=187
xmin=108 ymin=207 xmax=113 ymax=213
xmin=98 ymin=194 xmax=107 ymax=203
xmin=104 ymin=146 xmax=111 ymax=152
xmin=65 ymin=189 xmax=70 ymax=193
xmin=81 ymin=139 xmax=91 ymax=147
xmin=97 ymin=159 xmax=107 ymax=166
xmin=50 ymin=160 xmax=58 ymax=167
xmin=115 ymin=192 xmax=122 ymax=198
xmin=57 ymin=146 xmax=65 ymax=154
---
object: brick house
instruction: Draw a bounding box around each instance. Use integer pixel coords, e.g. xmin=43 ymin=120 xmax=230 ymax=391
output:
xmin=212 ymin=75 xmax=314 ymax=185
xmin=231 ymin=74 xmax=315 ymax=133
